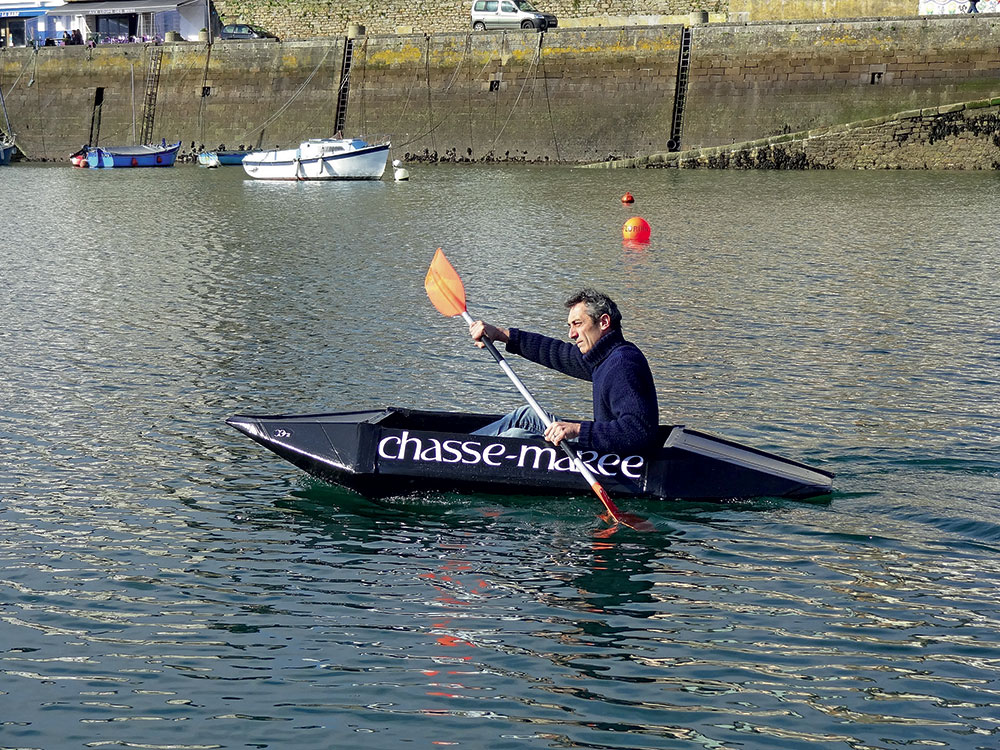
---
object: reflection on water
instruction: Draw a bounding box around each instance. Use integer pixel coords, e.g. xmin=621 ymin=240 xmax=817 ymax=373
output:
xmin=1 ymin=163 xmax=998 ymax=749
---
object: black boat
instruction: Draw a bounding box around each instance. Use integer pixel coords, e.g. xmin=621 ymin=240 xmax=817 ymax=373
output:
xmin=226 ymin=407 xmax=834 ymax=501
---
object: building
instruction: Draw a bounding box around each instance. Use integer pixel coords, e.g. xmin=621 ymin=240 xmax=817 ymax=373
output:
xmin=2 ymin=2 xmax=64 ymax=46
xmin=1 ymin=0 xmax=209 ymax=46
xmin=47 ymin=0 xmax=210 ymax=44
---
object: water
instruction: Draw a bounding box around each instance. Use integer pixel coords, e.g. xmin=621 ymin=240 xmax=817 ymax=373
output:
xmin=1 ymin=163 xmax=999 ymax=750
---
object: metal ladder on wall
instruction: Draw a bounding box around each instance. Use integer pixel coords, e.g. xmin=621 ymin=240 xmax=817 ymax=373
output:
xmin=139 ymin=46 xmax=163 ymax=145
xmin=334 ymin=38 xmax=354 ymax=135
xmin=668 ymin=26 xmax=692 ymax=152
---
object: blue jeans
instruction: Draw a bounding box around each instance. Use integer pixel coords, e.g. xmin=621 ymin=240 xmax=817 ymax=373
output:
xmin=472 ymin=404 xmax=556 ymax=440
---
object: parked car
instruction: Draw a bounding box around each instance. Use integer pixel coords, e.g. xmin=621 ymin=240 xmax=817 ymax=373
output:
xmin=219 ymin=24 xmax=279 ymax=41
xmin=470 ymin=0 xmax=557 ymax=31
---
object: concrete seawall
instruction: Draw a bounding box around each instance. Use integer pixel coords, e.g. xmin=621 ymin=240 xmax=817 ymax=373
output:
xmin=3 ymin=15 xmax=1000 ymax=167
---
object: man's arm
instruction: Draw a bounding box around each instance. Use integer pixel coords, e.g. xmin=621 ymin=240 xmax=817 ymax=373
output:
xmin=506 ymin=329 xmax=590 ymax=381
xmin=469 ymin=322 xmax=590 ymax=380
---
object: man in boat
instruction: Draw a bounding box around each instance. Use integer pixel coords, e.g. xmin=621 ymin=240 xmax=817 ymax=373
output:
xmin=468 ymin=289 xmax=660 ymax=455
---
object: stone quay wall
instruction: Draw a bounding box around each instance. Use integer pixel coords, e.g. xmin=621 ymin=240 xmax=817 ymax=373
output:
xmin=591 ymin=99 xmax=1000 ymax=169
xmin=343 ymin=26 xmax=682 ymax=164
xmin=1 ymin=40 xmax=348 ymax=160
xmin=681 ymin=16 xmax=1000 ymax=150
xmin=2 ymin=15 xmax=1000 ymax=166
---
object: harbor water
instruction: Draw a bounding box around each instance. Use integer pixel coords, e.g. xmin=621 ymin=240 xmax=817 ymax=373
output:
xmin=1 ymin=163 xmax=999 ymax=749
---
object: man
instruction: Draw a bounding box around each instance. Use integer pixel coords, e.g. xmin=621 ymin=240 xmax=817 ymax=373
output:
xmin=469 ymin=289 xmax=660 ymax=455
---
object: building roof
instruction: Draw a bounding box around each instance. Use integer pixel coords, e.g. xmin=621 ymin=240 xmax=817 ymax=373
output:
xmin=46 ymin=0 xmax=198 ymax=14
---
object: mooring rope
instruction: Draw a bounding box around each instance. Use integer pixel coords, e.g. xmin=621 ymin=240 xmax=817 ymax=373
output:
xmin=2 ymin=47 xmax=36 ymax=98
xmin=394 ymin=33 xmax=498 ymax=150
xmin=483 ymin=32 xmax=542 ymax=155
xmin=236 ymin=42 xmax=334 ymax=144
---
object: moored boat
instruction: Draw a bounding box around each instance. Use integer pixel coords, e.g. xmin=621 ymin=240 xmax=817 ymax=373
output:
xmin=241 ymin=137 xmax=389 ymax=181
xmin=226 ymin=407 xmax=834 ymax=502
xmin=76 ymin=141 xmax=181 ymax=169
xmin=216 ymin=150 xmax=251 ymax=165
xmin=198 ymin=150 xmax=250 ymax=166
xmin=1 ymin=84 xmax=15 ymax=165
xmin=197 ymin=152 xmax=221 ymax=168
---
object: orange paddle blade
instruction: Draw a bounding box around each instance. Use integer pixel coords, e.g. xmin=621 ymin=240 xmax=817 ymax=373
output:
xmin=424 ymin=248 xmax=468 ymax=317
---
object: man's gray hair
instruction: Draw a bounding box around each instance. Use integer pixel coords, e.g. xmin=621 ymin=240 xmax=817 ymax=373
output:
xmin=565 ymin=289 xmax=622 ymax=329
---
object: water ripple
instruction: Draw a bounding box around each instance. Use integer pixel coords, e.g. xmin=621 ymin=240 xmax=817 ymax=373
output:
xmin=1 ymin=165 xmax=999 ymax=748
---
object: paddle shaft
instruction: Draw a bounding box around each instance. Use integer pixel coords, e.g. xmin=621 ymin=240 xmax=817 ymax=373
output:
xmin=461 ymin=311 xmax=626 ymax=521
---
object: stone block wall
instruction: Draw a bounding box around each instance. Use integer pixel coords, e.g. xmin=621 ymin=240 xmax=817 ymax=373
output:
xmin=682 ymin=17 xmax=1000 ymax=149
xmin=3 ymin=44 xmax=152 ymax=157
xmin=4 ymin=15 xmax=1000 ymax=165
xmin=159 ymin=40 xmax=346 ymax=151
xmin=1 ymin=40 xmax=346 ymax=159
xmin=794 ymin=101 xmax=1000 ymax=169
xmin=606 ymin=99 xmax=1000 ymax=169
xmin=213 ymin=0 xmax=725 ymax=38
xmin=343 ymin=26 xmax=682 ymax=163
xmin=210 ymin=0 xmax=924 ymax=38
xmin=727 ymin=0 xmax=917 ymax=21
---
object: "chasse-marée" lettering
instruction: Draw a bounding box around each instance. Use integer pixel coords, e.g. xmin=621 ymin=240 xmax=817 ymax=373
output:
xmin=377 ymin=430 xmax=644 ymax=478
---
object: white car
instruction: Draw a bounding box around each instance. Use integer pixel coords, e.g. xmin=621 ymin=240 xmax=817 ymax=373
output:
xmin=470 ymin=0 xmax=557 ymax=31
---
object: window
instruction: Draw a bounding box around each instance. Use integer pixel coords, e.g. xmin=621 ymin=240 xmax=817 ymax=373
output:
xmin=500 ymin=1 xmax=516 ymax=11
xmin=96 ymin=14 xmax=134 ymax=38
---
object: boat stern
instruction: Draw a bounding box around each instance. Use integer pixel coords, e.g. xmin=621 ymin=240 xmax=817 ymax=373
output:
xmin=646 ymin=427 xmax=834 ymax=501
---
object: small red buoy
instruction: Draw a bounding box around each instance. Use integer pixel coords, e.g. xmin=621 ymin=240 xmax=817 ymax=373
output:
xmin=131 ymin=157 xmax=139 ymax=167
xmin=622 ymin=216 xmax=651 ymax=243
xmin=621 ymin=191 xmax=634 ymax=204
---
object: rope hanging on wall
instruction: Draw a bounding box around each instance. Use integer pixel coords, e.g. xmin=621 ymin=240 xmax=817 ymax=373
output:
xmin=236 ymin=42 xmax=334 ymax=144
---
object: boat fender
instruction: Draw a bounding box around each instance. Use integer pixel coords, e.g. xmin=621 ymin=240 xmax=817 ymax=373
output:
xmin=156 ymin=155 xmax=162 ymax=164
xmin=131 ymin=157 xmax=138 ymax=167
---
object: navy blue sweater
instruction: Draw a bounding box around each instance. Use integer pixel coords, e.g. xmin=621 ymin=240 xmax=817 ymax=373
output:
xmin=506 ymin=327 xmax=660 ymax=454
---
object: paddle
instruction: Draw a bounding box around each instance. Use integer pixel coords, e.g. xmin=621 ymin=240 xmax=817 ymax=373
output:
xmin=424 ymin=248 xmax=654 ymax=532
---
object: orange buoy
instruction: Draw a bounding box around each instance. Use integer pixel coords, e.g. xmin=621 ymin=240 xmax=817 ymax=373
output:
xmin=621 ymin=191 xmax=634 ymax=204
xmin=622 ymin=216 xmax=651 ymax=243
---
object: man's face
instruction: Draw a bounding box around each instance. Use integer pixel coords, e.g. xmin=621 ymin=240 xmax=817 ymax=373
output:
xmin=566 ymin=302 xmax=609 ymax=355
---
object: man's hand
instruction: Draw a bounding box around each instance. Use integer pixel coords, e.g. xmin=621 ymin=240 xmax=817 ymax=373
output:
xmin=544 ymin=421 xmax=580 ymax=446
xmin=469 ymin=320 xmax=510 ymax=349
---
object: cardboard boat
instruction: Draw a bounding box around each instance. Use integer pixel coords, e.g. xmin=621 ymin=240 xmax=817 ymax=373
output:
xmin=227 ymin=407 xmax=834 ymax=502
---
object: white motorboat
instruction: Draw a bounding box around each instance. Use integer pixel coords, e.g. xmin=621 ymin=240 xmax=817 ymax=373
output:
xmin=242 ymin=137 xmax=390 ymax=181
